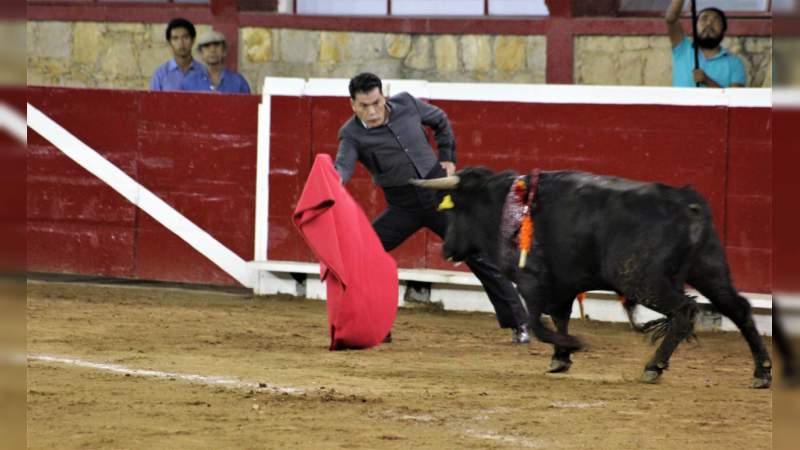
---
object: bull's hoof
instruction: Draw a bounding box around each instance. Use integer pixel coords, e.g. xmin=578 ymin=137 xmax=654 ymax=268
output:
xmin=751 ymin=377 xmax=771 ymax=389
xmin=547 ymin=359 xmax=572 ymax=373
xmin=641 ymin=370 xmax=662 ymax=384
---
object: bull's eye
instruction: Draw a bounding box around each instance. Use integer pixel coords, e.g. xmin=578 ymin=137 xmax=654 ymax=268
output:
xmin=437 ymin=194 xmax=455 ymax=211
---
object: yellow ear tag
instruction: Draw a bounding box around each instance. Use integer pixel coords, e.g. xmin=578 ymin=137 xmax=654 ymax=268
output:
xmin=438 ymin=194 xmax=455 ymax=211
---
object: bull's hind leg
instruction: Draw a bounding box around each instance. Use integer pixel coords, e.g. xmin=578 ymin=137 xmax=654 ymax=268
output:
xmin=627 ymin=280 xmax=699 ymax=384
xmin=688 ymin=238 xmax=772 ymax=388
xmin=641 ymin=296 xmax=699 ymax=383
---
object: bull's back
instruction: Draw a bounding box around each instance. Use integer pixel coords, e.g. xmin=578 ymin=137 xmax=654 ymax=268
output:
xmin=538 ymin=171 xmax=709 ymax=224
xmin=534 ymin=171 xmax=711 ymax=284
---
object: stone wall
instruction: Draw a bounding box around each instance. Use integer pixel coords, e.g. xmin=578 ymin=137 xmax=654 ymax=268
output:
xmin=238 ymin=28 xmax=547 ymax=92
xmin=27 ymin=21 xmax=772 ymax=92
xmin=575 ymin=35 xmax=772 ymax=87
xmin=27 ymin=21 xmax=212 ymax=90
xmin=27 ymin=21 xmax=546 ymax=93
xmin=0 ymin=21 xmax=26 ymax=85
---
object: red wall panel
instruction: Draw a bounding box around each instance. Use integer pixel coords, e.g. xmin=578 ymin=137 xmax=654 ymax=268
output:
xmin=0 ymin=89 xmax=27 ymax=273
xmin=134 ymin=92 xmax=259 ymax=284
xmin=27 ymin=87 xmax=259 ymax=285
xmin=725 ymin=107 xmax=772 ymax=292
xmin=26 ymin=87 xmax=773 ymax=293
xmin=27 ymin=223 xmax=135 ymax=278
xmin=267 ymin=96 xmax=313 ymax=262
xmin=27 ymin=88 xmax=140 ymax=277
xmin=773 ymin=108 xmax=799 ymax=292
xmin=135 ymin=214 xmax=239 ymax=285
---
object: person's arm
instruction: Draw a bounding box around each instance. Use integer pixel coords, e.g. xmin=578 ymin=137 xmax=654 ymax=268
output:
xmin=666 ymin=0 xmax=686 ymax=49
xmin=694 ymin=60 xmax=746 ymax=88
xmin=334 ymin=134 xmax=358 ymax=184
xmin=411 ymin=95 xmax=456 ymax=174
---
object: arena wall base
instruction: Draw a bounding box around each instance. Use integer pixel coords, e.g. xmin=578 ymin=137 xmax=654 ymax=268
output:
xmin=249 ymin=261 xmax=773 ymax=336
xmin=253 ymin=269 xmax=303 ymax=296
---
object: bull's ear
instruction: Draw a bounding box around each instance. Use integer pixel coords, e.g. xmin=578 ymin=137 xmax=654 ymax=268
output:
xmin=408 ymin=176 xmax=460 ymax=190
xmin=437 ymin=194 xmax=455 ymax=211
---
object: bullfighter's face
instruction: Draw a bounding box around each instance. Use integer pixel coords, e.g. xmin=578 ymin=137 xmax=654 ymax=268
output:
xmin=351 ymin=87 xmax=387 ymax=128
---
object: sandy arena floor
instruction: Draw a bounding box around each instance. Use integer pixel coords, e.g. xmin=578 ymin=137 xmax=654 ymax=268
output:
xmin=27 ymin=280 xmax=773 ymax=449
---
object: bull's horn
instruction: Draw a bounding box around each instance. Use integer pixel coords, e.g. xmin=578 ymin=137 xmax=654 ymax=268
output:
xmin=408 ymin=176 xmax=460 ymax=190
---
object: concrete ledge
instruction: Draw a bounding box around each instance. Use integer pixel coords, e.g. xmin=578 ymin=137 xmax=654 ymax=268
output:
xmin=249 ymin=260 xmax=773 ymax=336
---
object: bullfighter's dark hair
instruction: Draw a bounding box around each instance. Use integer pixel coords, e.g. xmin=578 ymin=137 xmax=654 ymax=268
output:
xmin=699 ymin=7 xmax=728 ymax=32
xmin=349 ymin=73 xmax=383 ymax=99
xmin=165 ymin=18 xmax=196 ymax=42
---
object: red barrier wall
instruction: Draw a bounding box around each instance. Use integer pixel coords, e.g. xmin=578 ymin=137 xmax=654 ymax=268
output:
xmin=773 ymin=108 xmax=799 ymax=292
xmin=0 ymin=89 xmax=27 ymax=274
xmin=28 ymin=87 xmax=260 ymax=285
xmin=27 ymin=87 xmax=772 ymax=292
xmin=726 ymin=107 xmax=772 ymax=293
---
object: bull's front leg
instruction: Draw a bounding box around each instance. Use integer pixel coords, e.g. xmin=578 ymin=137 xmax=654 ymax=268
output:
xmin=517 ymin=270 xmax=583 ymax=366
xmin=549 ymin=307 xmax=574 ymax=373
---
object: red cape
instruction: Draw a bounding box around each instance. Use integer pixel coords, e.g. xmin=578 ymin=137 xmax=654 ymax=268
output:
xmin=293 ymin=154 xmax=398 ymax=350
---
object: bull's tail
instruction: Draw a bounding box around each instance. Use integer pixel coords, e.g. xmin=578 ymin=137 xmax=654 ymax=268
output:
xmin=680 ymin=190 xmax=712 ymax=284
xmin=641 ymin=317 xmax=671 ymax=344
xmin=641 ymin=295 xmax=699 ymax=345
xmin=687 ymin=202 xmax=706 ymax=247
xmin=682 ymin=186 xmax=712 ymax=248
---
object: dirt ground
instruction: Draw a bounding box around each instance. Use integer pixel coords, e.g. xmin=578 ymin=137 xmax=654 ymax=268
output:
xmin=27 ymin=280 xmax=774 ymax=449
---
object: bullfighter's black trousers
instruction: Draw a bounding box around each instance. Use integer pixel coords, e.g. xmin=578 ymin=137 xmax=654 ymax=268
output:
xmin=371 ymin=166 xmax=528 ymax=329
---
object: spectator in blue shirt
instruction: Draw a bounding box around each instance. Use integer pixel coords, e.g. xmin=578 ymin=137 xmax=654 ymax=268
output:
xmin=150 ymin=18 xmax=203 ymax=91
xmin=181 ymin=30 xmax=251 ymax=94
xmin=665 ymin=0 xmax=745 ymax=88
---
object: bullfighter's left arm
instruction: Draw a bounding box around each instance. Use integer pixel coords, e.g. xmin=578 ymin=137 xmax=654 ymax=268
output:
xmin=412 ymin=95 xmax=456 ymax=164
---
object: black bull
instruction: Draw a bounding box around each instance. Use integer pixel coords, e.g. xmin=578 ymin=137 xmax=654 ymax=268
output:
xmin=411 ymin=167 xmax=772 ymax=388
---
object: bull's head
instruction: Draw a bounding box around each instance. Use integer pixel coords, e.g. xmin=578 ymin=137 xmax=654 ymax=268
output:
xmin=410 ymin=167 xmax=504 ymax=264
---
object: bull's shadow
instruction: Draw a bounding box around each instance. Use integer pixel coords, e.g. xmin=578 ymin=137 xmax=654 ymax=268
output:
xmin=411 ymin=166 xmax=772 ymax=389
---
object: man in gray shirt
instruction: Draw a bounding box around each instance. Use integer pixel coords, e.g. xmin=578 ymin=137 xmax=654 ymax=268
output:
xmin=335 ymin=73 xmax=530 ymax=344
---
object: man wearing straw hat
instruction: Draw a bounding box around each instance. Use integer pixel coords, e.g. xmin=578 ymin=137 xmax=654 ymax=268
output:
xmin=666 ymin=0 xmax=746 ymax=88
xmin=181 ymin=29 xmax=251 ymax=94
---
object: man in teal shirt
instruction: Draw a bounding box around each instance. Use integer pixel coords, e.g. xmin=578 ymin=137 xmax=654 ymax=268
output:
xmin=666 ymin=0 xmax=746 ymax=88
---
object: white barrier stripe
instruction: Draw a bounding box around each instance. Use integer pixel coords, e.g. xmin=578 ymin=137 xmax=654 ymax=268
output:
xmin=0 ymin=102 xmax=27 ymax=143
xmin=262 ymin=77 xmax=770 ymax=108
xmin=28 ymin=354 xmax=303 ymax=394
xmin=260 ymin=77 xmax=306 ymax=102
xmin=726 ymin=88 xmax=771 ymax=108
xmin=254 ymin=102 xmax=270 ymax=261
xmin=773 ymin=88 xmax=800 ymax=108
xmin=26 ymin=103 xmax=254 ymax=288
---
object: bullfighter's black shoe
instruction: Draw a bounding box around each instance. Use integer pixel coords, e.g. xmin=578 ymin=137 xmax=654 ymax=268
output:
xmin=512 ymin=324 xmax=530 ymax=344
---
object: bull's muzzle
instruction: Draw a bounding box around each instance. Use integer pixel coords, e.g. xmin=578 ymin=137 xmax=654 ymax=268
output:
xmin=408 ymin=176 xmax=460 ymax=190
